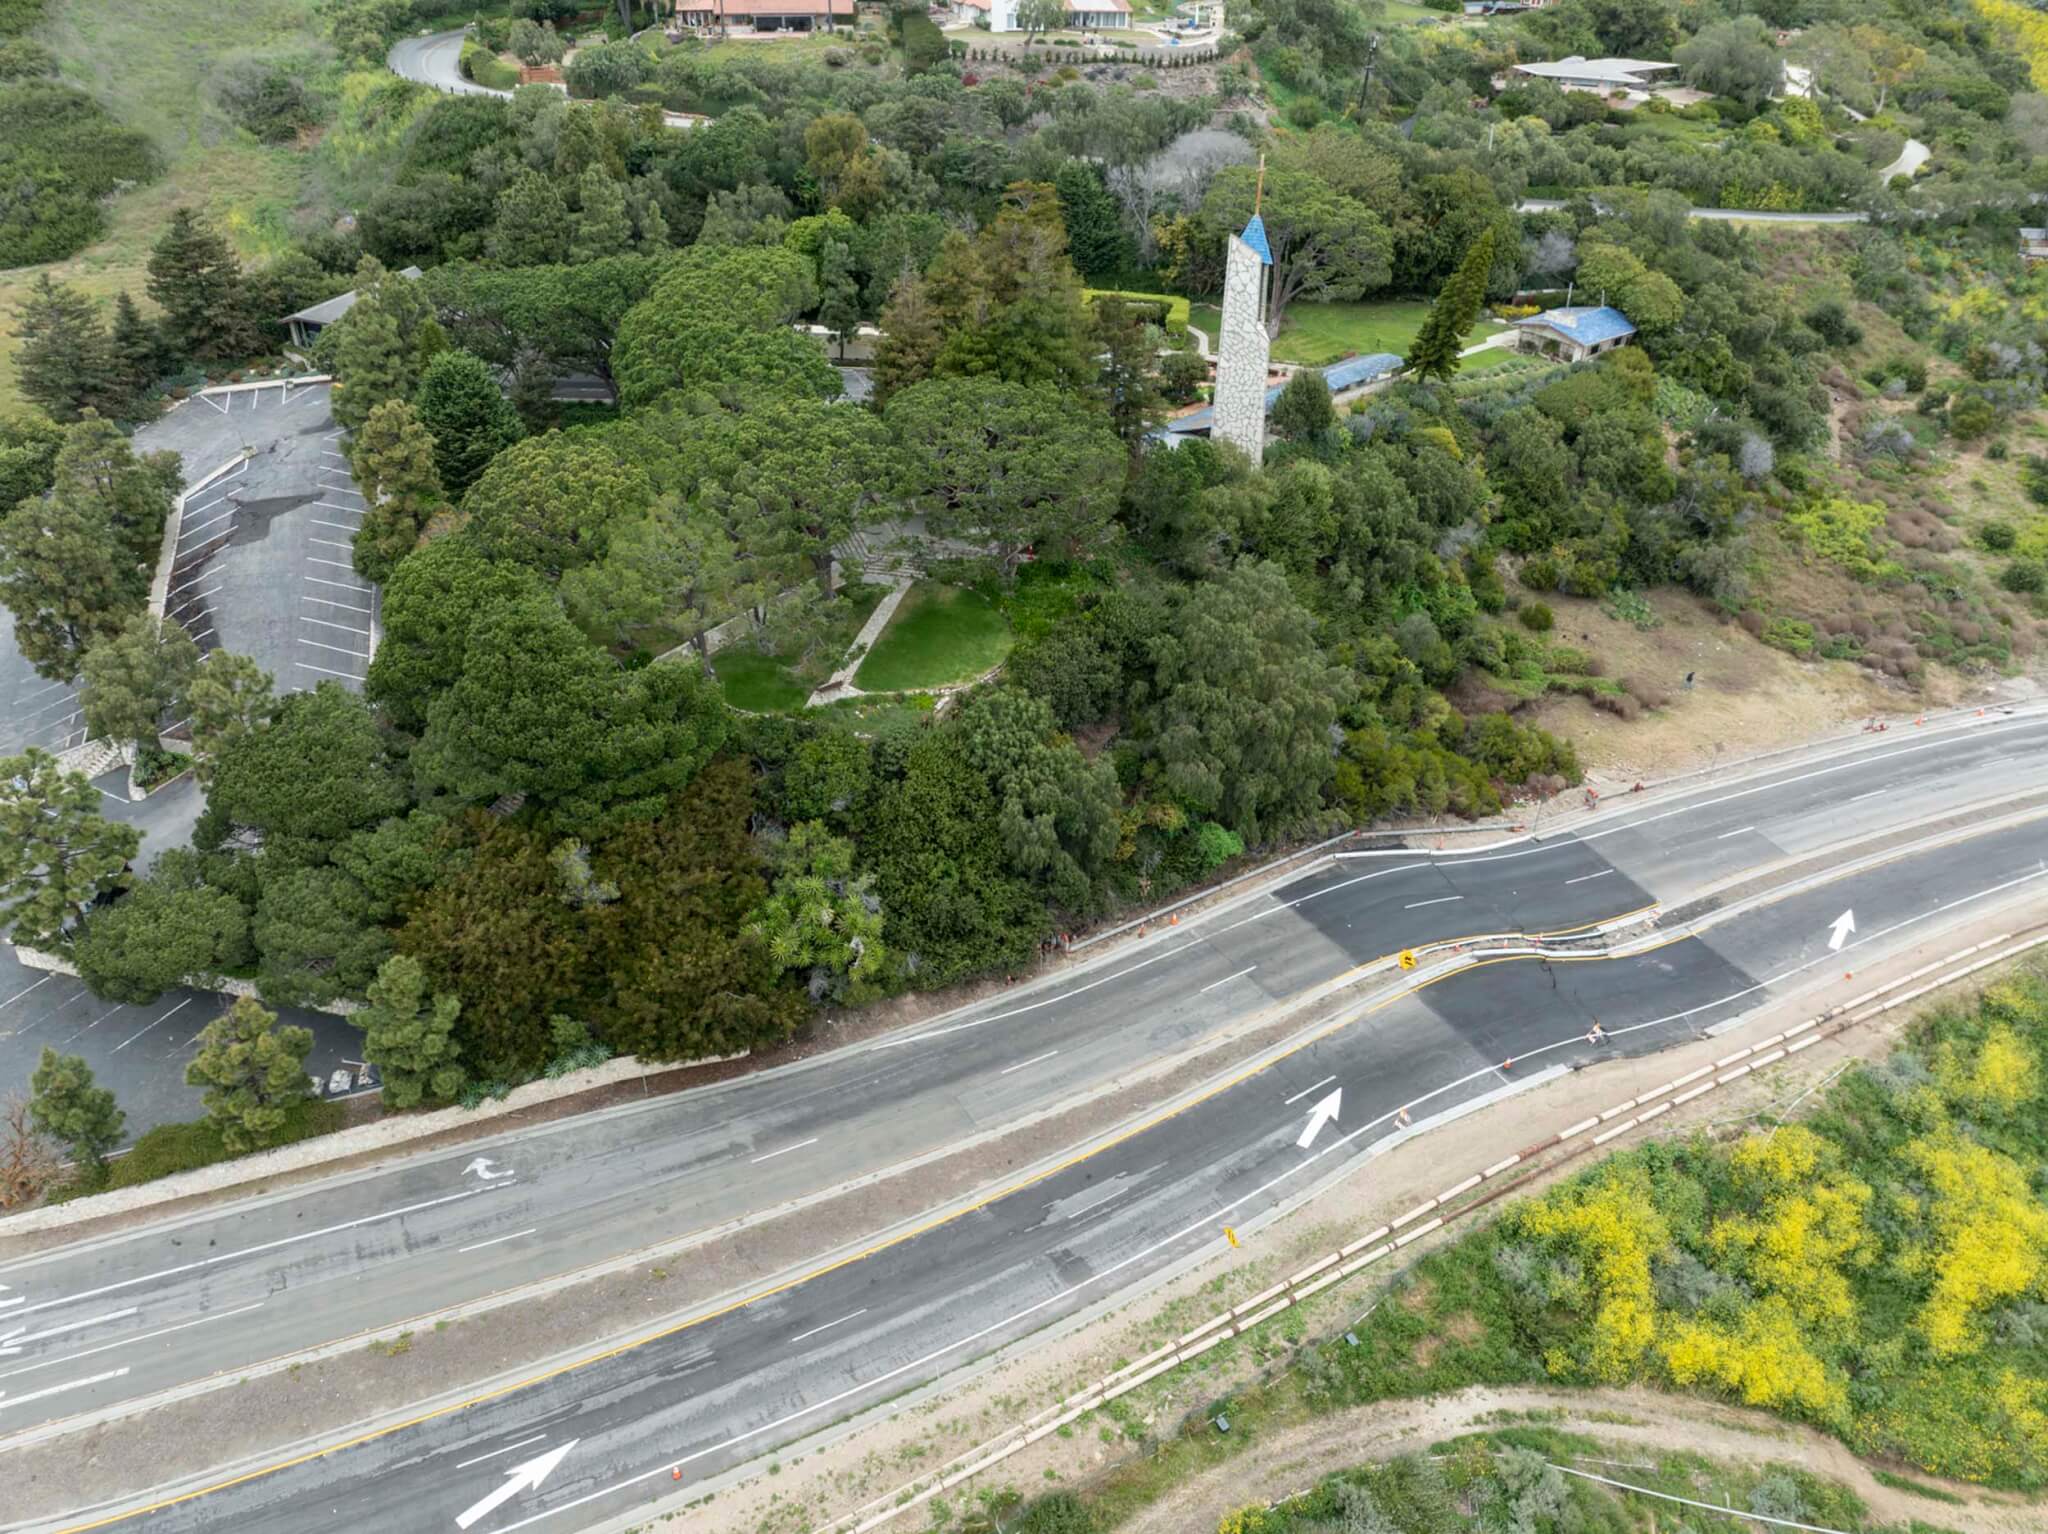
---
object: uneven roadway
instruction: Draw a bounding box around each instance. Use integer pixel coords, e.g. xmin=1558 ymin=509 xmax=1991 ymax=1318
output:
xmin=6 ymin=711 xmax=2048 ymax=1533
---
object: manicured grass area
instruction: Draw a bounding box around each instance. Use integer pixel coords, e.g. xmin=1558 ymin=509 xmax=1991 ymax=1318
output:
xmin=1190 ymin=299 xmax=1508 ymax=368
xmin=1455 ymin=345 xmax=1523 ymax=375
xmin=0 ymin=0 xmax=328 ymax=413
xmin=711 ymin=650 xmax=810 ymax=713
xmin=694 ymin=30 xmax=883 ymax=64
xmin=855 ymin=582 xmax=1013 ymax=692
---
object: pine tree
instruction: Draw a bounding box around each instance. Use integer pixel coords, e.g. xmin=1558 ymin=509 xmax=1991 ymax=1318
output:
xmin=1406 ymin=227 xmax=1498 ymax=383
xmin=0 ymin=415 xmax=174 ymax=681
xmin=489 ymin=171 xmax=573 ymax=266
xmin=184 ymin=996 xmax=314 ymax=1153
xmin=0 ymin=748 xmax=140 ymax=950
xmin=1053 ymin=161 xmax=1131 ymax=283
xmin=412 ymin=350 xmax=522 ymax=497
xmin=355 ymin=954 xmax=465 ymax=1109
xmin=873 ymin=269 xmax=943 ymax=402
xmin=185 ymin=651 xmax=275 ymax=785
xmin=146 ymin=209 xmax=255 ymax=362
xmin=1271 ymin=367 xmax=1334 ymax=441
xmin=78 ymin=612 xmax=201 ymax=754
xmin=817 ymin=238 xmax=862 ymax=359
xmin=331 ymin=301 xmax=411 ymax=433
xmin=29 ymin=1048 xmax=124 ymax=1167
xmin=571 ymin=166 xmax=633 ymax=263
xmin=627 ymin=175 xmax=670 ymax=250
xmin=350 ymin=399 xmax=446 ymax=584
xmin=108 ymin=293 xmax=167 ymax=410
xmin=13 ymin=276 xmax=120 ymax=423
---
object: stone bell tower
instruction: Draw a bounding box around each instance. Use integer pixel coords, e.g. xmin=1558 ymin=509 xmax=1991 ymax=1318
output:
xmin=1212 ymin=155 xmax=1272 ymax=467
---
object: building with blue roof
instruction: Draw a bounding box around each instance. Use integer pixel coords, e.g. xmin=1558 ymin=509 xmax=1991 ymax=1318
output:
xmin=1511 ymin=304 xmax=1636 ymax=363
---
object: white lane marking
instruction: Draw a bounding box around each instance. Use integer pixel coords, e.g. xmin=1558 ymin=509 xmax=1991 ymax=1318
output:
xmin=1282 ymin=1073 xmax=1337 ymax=1107
xmin=789 ymin=1308 xmax=866 ymax=1344
xmin=998 ymin=1050 xmax=1058 ymax=1077
xmin=1295 ymin=1087 xmax=1342 ymax=1149
xmin=1198 ymin=966 xmax=1257 ymax=995
xmin=1849 ymin=789 xmax=1885 ymax=802
xmin=457 ymin=1228 xmax=537 ymax=1255
xmin=0 ymin=1304 xmax=265 ymax=1385
xmin=1716 ymin=826 xmax=1756 ymax=840
xmin=7 ymin=1189 xmax=495 ymax=1318
xmin=1564 ymin=869 xmax=1614 ymax=885
xmin=111 ymin=997 xmax=193 ymax=1053
xmin=749 ymin=1137 xmax=819 ymax=1165
xmin=455 ymin=1433 xmax=549 ymax=1471
xmin=1403 ymin=895 xmax=1463 ymax=910
xmin=1827 ymin=909 xmax=1856 ymax=952
xmin=0 ymin=1366 xmax=128 ymax=1411
xmin=296 ymin=661 xmax=363 ymax=679
xmin=456 ymin=1440 xmax=578 ymax=1531
xmin=300 ymin=637 xmax=371 ymax=659
xmin=3 ymin=1308 xmax=139 ymax=1346
xmin=0 ymin=974 xmax=55 ymax=1011
xmin=477 ymin=853 xmax=2048 ymax=1534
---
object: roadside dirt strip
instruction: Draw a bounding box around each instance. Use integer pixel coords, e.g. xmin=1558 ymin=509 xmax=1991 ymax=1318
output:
xmin=818 ymin=926 xmax=2048 ymax=1534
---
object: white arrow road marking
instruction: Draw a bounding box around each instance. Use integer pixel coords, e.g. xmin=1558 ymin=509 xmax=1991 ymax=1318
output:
xmin=455 ymin=1439 xmax=578 ymax=1530
xmin=0 ymin=1365 xmax=128 ymax=1411
xmin=463 ymin=1157 xmax=514 ymax=1182
xmin=0 ymin=1326 xmax=22 ymax=1359
xmin=1827 ymin=909 xmax=1857 ymax=952
xmin=1295 ymin=1088 xmax=1342 ymax=1150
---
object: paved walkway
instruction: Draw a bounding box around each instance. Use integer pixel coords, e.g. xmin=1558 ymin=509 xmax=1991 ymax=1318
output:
xmin=806 ymin=576 xmax=915 ymax=707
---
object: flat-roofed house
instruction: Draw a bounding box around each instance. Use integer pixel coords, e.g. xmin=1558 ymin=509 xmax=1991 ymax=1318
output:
xmin=1508 ymin=55 xmax=1677 ymax=93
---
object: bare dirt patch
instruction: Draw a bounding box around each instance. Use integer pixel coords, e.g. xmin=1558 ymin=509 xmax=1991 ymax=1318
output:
xmin=1523 ymin=587 xmax=1908 ymax=781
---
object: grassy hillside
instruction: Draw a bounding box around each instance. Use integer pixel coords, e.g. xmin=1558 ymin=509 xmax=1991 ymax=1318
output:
xmin=0 ymin=0 xmax=331 ymax=414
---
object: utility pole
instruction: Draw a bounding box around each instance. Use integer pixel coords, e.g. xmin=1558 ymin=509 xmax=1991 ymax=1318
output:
xmin=1352 ymin=32 xmax=1380 ymax=118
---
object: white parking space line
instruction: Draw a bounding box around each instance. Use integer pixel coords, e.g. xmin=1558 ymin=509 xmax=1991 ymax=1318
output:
xmin=300 ymin=638 xmax=370 ymax=659
xmin=304 ymin=595 xmax=373 ymax=614
xmin=308 ymin=557 xmax=356 ymax=571
xmin=177 ymin=511 xmax=236 ymax=542
xmin=309 ymin=538 xmax=354 ymax=552
xmin=302 ymin=616 xmax=370 ymax=637
xmin=0 ymin=974 xmax=56 ymax=1010
xmin=187 ymin=628 xmax=216 ymax=647
xmin=169 ymin=585 xmax=224 ymax=614
xmin=111 ymin=997 xmax=193 ymax=1054
xmin=296 ymin=660 xmax=363 ymax=680
xmin=306 ymin=575 xmax=370 ymax=593
xmin=312 ymin=519 xmax=359 ymax=532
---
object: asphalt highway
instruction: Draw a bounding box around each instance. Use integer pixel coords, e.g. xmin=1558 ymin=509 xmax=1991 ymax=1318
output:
xmin=6 ymin=712 xmax=2048 ymax=1532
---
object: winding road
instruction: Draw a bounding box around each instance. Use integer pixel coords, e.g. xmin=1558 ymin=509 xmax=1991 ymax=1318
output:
xmin=6 ymin=709 xmax=2048 ymax=1534
xmin=388 ymin=29 xmax=509 ymax=98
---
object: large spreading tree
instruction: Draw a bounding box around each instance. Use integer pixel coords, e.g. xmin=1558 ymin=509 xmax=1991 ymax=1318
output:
xmin=1198 ymin=163 xmax=1393 ymax=337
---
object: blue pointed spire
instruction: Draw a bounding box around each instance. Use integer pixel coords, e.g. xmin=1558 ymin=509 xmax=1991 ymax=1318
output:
xmin=1239 ymin=214 xmax=1272 ymax=266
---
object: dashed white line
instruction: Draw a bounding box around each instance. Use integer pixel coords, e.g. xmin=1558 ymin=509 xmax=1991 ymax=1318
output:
xmin=456 ymin=1433 xmax=549 ymax=1470
xmin=1849 ymin=789 xmax=1885 ymax=802
xmin=1564 ymin=869 xmax=1614 ymax=885
xmin=0 ymin=1366 xmax=129 ymax=1412
xmin=3 ymin=1307 xmax=139 ymax=1345
xmin=999 ymin=1050 xmax=1059 ymax=1076
xmin=1403 ymin=895 xmax=1463 ymax=909
xmin=457 ymin=1228 xmax=537 ymax=1255
xmin=1198 ymin=966 xmax=1257 ymax=994
xmin=4 ymin=1305 xmax=261 ymax=1380
xmin=749 ymin=1137 xmax=819 ymax=1165
xmin=789 ymin=1309 xmax=866 ymax=1344
xmin=1716 ymin=826 xmax=1756 ymax=840
xmin=1282 ymin=1073 xmax=1337 ymax=1107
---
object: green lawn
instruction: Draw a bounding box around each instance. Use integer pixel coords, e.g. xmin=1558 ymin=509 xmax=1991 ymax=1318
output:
xmin=855 ymin=583 xmax=1013 ymax=692
xmin=1189 ymin=300 xmax=1508 ymax=368
xmin=711 ymin=650 xmax=810 ymax=713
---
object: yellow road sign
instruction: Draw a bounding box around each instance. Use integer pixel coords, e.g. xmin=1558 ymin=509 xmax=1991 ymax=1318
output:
xmin=1398 ymin=949 xmax=1417 ymax=970
xmin=1223 ymin=1226 xmax=1240 ymax=1248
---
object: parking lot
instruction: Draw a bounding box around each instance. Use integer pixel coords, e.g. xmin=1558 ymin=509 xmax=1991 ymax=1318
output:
xmin=140 ymin=379 xmax=377 ymax=697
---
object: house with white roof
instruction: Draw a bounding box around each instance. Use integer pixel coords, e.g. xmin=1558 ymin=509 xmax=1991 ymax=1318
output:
xmin=1507 ymin=55 xmax=1677 ymax=94
xmin=956 ymin=0 xmax=1131 ymax=30
xmin=1511 ymin=304 xmax=1637 ymax=363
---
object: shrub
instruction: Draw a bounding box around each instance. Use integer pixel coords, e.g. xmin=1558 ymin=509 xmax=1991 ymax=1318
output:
xmin=1981 ymin=521 xmax=2018 ymax=552
xmin=215 ymin=57 xmax=323 ymax=141
xmin=2001 ymin=561 xmax=2046 ymax=595
xmin=1194 ymin=821 xmax=1244 ymax=871
xmin=1762 ymin=616 xmax=1816 ymax=655
xmin=1519 ymin=601 xmax=1553 ymax=632
xmin=1519 ymin=556 xmax=1559 ymax=592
